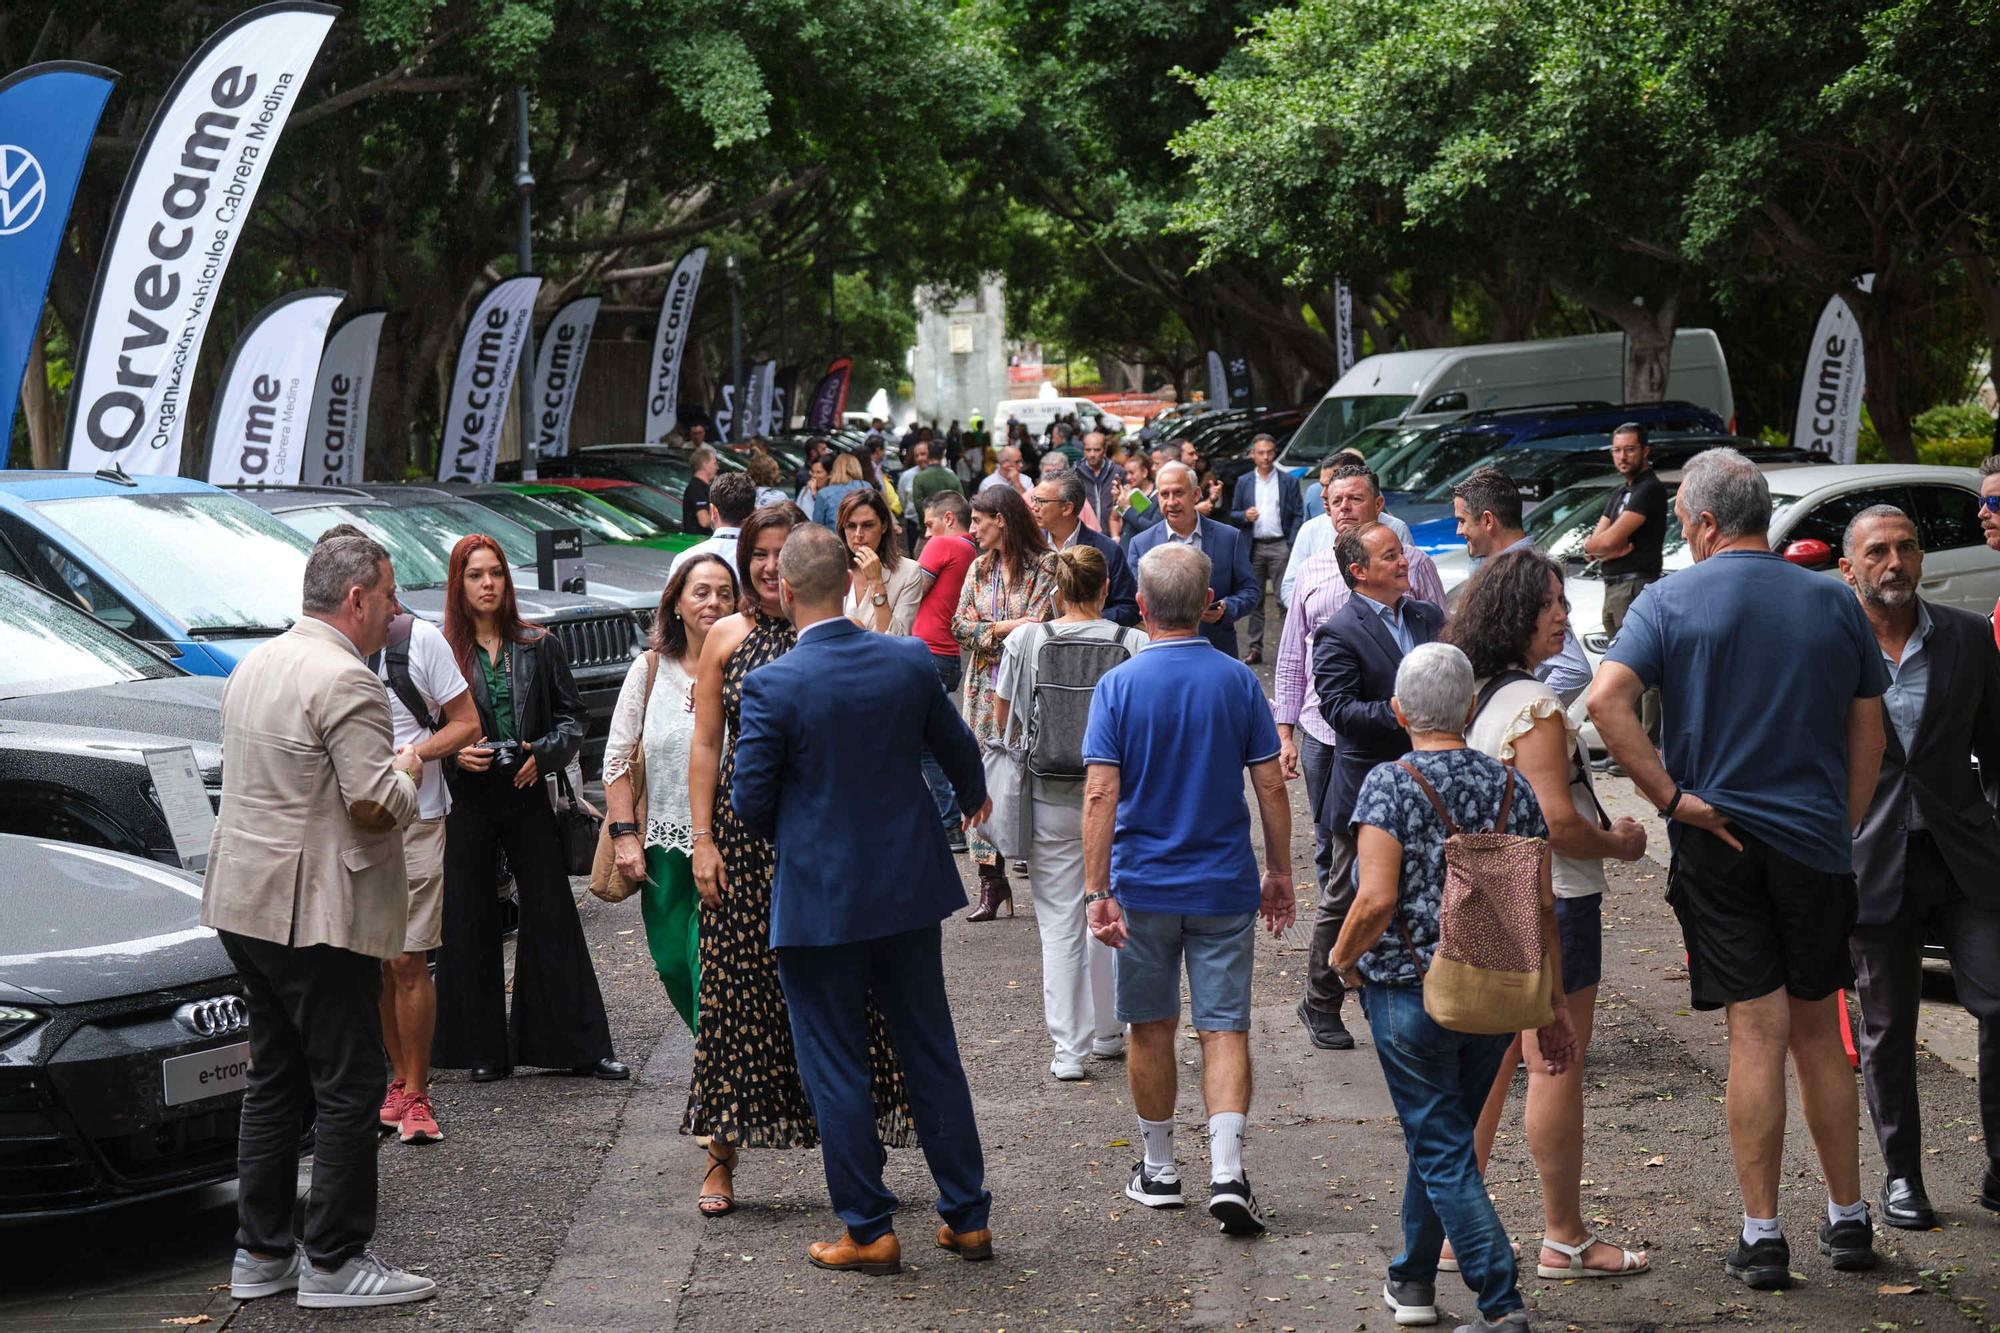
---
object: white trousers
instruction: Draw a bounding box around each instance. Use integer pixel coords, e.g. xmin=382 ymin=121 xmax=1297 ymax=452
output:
xmin=1027 ymin=792 xmax=1121 ymax=1062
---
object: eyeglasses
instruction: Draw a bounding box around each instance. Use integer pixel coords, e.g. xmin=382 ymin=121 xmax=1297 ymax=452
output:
xmin=1980 ymin=495 xmax=2000 ymax=514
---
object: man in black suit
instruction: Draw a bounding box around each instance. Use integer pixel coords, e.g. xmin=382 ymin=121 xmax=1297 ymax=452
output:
xmin=1032 ymin=471 xmax=1138 ymax=625
xmin=1839 ymin=505 xmax=2000 ymax=1229
xmin=1311 ymin=521 xmax=1447 ymax=857
xmin=1228 ymin=433 xmax=1305 ymax=664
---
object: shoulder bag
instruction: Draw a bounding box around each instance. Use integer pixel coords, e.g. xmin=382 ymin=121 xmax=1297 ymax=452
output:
xmin=587 ymin=651 xmax=660 ymax=902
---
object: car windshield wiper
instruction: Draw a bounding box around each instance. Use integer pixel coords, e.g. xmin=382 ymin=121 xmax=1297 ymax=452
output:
xmin=187 ymin=623 xmax=293 ymax=638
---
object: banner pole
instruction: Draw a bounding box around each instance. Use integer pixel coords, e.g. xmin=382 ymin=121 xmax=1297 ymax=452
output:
xmin=513 ymin=85 xmax=538 ymax=478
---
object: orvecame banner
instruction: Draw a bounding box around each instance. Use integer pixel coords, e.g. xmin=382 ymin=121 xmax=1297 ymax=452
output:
xmin=1204 ymin=349 xmax=1226 ymax=406
xmin=746 ymin=358 xmax=774 ymax=438
xmin=303 ymin=308 xmax=385 ymax=485
xmin=643 ymin=246 xmax=706 ymax=442
xmin=804 ymin=358 xmax=851 ymax=432
xmin=436 ymin=274 xmax=541 ymax=484
xmin=530 ymin=294 xmax=598 ymax=461
xmin=1793 ymin=277 xmax=1871 ymax=465
xmin=772 ymin=364 xmax=800 ymax=434
xmin=1221 ymin=339 xmax=1252 ymax=409
xmin=204 ymin=287 xmax=342 ymax=486
xmin=0 ymin=62 xmax=118 ymax=437
xmin=65 ymin=2 xmax=337 ymax=476
xmin=1334 ymin=278 xmax=1357 ymax=376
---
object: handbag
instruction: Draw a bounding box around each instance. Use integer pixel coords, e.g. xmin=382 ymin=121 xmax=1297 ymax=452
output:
xmin=552 ymin=764 xmax=603 ymax=879
xmin=588 ymin=651 xmax=659 ymax=903
xmin=978 ymin=732 xmax=1031 ymax=862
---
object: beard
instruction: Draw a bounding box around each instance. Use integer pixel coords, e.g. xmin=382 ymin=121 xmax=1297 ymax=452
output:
xmin=1858 ymin=579 xmax=1915 ymax=608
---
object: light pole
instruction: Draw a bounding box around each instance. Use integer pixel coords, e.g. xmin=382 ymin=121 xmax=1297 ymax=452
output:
xmin=513 ymin=86 xmax=537 ymax=478
xmin=726 ymin=254 xmax=743 ymax=441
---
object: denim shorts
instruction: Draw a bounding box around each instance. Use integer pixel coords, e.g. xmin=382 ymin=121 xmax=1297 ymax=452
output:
xmin=1114 ymin=908 xmax=1255 ymax=1031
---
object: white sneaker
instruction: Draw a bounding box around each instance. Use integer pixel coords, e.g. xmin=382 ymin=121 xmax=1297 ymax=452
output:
xmin=1091 ymin=1034 xmax=1126 ymax=1059
xmin=296 ymin=1250 xmax=438 ymax=1308
xmin=1050 ymin=1057 xmax=1087 ymax=1081
xmin=231 ymin=1247 xmax=303 ymax=1299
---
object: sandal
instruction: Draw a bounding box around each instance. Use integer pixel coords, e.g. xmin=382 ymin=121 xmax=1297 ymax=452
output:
xmin=1536 ymin=1232 xmax=1649 ymax=1280
xmin=698 ymin=1145 xmax=737 ymax=1218
xmin=1438 ymin=1239 xmax=1519 ymax=1273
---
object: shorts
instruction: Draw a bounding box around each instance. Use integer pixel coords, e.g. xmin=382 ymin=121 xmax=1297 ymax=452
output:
xmin=1666 ymin=825 xmax=1856 ymax=1011
xmin=1553 ymin=893 xmax=1602 ymax=994
xmin=1114 ymin=908 xmax=1254 ymax=1031
xmin=401 ymin=817 xmax=446 ymax=953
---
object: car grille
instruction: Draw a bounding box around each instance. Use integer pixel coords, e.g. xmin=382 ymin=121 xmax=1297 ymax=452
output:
xmin=547 ymin=614 xmax=638 ymax=669
xmin=633 ymin=607 xmax=656 ymax=639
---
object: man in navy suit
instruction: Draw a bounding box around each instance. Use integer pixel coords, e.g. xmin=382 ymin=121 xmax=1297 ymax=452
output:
xmin=1033 ymin=471 xmax=1138 ymax=625
xmin=1228 ymin=434 xmax=1305 ymax=664
xmin=1129 ymin=462 xmax=1259 ymax=659
xmin=732 ymin=525 xmax=994 ymax=1278
xmin=1311 ymin=521 xmax=1447 ymax=838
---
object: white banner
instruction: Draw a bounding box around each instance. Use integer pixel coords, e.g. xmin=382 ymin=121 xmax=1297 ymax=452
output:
xmin=1334 ymin=278 xmax=1356 ymax=376
xmin=304 ymin=308 xmax=385 ymax=485
xmin=64 ymin=2 xmax=337 ymax=475
xmin=530 ymin=294 xmax=598 ymax=462
xmin=436 ymin=275 xmax=541 ymax=484
xmin=643 ymin=246 xmax=707 ymax=442
xmin=203 ymin=288 xmax=341 ymax=486
xmin=1205 ymin=349 xmax=1226 ymax=405
xmin=745 ymin=358 xmax=774 ymax=438
xmin=1793 ymin=277 xmax=1871 ymax=464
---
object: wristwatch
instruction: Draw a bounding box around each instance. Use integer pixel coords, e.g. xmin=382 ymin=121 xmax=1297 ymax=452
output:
xmin=1083 ymin=890 xmax=1115 ymax=905
xmin=608 ymin=821 xmax=642 ymax=839
xmin=871 ymin=590 xmax=888 ymax=607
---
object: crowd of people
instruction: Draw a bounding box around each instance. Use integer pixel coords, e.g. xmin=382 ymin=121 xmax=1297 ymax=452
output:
xmin=196 ymin=415 xmax=2000 ymax=1331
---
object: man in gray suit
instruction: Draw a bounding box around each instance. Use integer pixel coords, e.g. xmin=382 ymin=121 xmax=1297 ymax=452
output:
xmin=1840 ymin=505 xmax=2000 ymax=1230
xmin=203 ymin=535 xmax=433 ymax=1308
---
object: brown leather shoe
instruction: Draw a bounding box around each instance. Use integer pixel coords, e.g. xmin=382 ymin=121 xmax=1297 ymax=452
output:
xmin=935 ymin=1223 xmax=993 ymax=1261
xmin=808 ymin=1229 xmax=901 ymax=1275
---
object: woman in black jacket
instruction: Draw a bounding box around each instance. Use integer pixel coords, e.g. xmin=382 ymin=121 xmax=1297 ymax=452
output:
xmin=432 ymin=534 xmax=625 ymax=1082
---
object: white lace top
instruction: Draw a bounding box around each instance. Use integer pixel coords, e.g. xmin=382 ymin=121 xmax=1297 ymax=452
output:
xmin=1464 ymin=674 xmax=1608 ymax=899
xmin=602 ymin=653 xmax=699 ymax=854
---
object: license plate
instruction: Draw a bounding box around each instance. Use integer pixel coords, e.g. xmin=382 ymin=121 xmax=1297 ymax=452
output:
xmin=162 ymin=1041 xmax=251 ymax=1107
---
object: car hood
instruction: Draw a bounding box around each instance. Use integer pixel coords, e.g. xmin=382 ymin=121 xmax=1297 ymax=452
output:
xmin=0 ymin=837 xmax=230 ymax=1004
xmin=178 ymin=635 xmax=280 ymax=671
xmin=396 ymin=584 xmax=630 ymax=622
xmin=0 ymin=712 xmax=224 ymax=783
xmin=0 ymin=677 xmax=224 ymax=765
xmin=1407 ymin=514 xmax=1462 ymax=555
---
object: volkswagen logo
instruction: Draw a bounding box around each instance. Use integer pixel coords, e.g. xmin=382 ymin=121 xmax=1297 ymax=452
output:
xmin=0 ymin=146 xmax=47 ymax=237
xmin=174 ymin=994 xmax=250 ymax=1038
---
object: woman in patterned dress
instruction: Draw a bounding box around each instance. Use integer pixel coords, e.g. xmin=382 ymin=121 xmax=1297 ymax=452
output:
xmin=951 ymin=486 xmax=1057 ymax=921
xmin=683 ymin=505 xmax=912 ymax=1217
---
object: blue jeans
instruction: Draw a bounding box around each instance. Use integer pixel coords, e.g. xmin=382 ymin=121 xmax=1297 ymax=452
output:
xmin=921 ymin=653 xmax=964 ymax=830
xmin=1361 ymin=983 xmax=1523 ymax=1321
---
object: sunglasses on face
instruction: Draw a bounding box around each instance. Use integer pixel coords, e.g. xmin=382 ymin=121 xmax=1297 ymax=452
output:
xmin=1980 ymin=495 xmax=2000 ymax=514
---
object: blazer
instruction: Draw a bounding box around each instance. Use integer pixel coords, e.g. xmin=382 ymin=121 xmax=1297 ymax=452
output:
xmin=201 ymin=617 xmax=420 ymax=960
xmin=1852 ymin=599 xmax=2000 ymax=924
xmin=1073 ymin=457 xmax=1119 ymax=526
xmin=1311 ymin=592 xmax=1447 ymax=831
xmin=1126 ymin=516 xmax=1260 ymax=657
xmin=1230 ymin=468 xmax=1305 ymax=545
xmin=733 ymin=619 xmax=985 ymax=948
xmin=1067 ymin=524 xmax=1139 ymax=627
xmin=461 ymin=628 xmax=587 ymax=780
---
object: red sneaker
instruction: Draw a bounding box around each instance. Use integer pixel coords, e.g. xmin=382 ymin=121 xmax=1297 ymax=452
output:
xmin=379 ymin=1079 xmax=409 ymax=1129
xmin=399 ymin=1094 xmax=443 ymax=1144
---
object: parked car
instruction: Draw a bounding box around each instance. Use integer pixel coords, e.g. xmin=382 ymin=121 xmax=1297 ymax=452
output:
xmin=486 ymin=482 xmax=698 ymax=555
xmin=0 ymin=835 xmax=294 ymax=1219
xmin=438 ymin=484 xmax=682 ymax=597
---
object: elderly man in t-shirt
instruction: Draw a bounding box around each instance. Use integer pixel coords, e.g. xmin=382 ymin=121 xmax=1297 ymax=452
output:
xmin=1083 ymin=543 xmax=1294 ymax=1237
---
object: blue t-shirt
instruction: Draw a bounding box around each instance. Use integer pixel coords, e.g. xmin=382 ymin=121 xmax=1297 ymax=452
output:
xmin=1081 ymin=637 xmax=1281 ymax=915
xmin=1604 ymin=550 xmax=1889 ymax=874
xmin=1351 ymin=748 xmax=1547 ymax=985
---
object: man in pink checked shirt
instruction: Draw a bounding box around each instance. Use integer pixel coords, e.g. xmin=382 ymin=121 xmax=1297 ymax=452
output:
xmin=1272 ymin=464 xmax=1447 ymax=1052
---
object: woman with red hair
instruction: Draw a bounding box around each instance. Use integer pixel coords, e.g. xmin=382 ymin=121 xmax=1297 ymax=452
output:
xmin=432 ymin=534 xmax=626 ymax=1083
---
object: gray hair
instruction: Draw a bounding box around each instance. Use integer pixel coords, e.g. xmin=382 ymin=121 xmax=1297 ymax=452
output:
xmin=998 ymin=446 xmax=1022 ymax=466
xmin=689 ymin=444 xmax=717 ymax=470
xmin=1393 ymin=642 xmax=1475 ymax=735
xmin=1039 ymin=452 xmax=1069 ymax=476
xmin=1842 ymin=503 xmax=1918 ymax=559
xmin=778 ymin=523 xmax=849 ymax=603
xmin=1137 ymin=542 xmax=1211 ymax=630
xmin=302 ymin=533 xmax=389 ymax=613
xmin=1156 ymin=460 xmax=1197 ymax=492
xmin=1334 ymin=520 xmax=1386 ymax=590
xmin=1677 ymin=447 xmax=1770 ymax=539
xmin=1046 ymin=472 xmax=1086 ymax=515
xmin=1981 ymin=454 xmax=2000 ymax=479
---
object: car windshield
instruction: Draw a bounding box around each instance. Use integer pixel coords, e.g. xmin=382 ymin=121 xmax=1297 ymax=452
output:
xmin=523 ymin=488 xmax=664 ymax=541
xmin=0 ymin=574 xmax=179 ymax=699
xmin=1377 ymin=428 xmax=1512 ymax=495
xmin=29 ymin=491 xmax=309 ymax=633
xmin=1285 ymin=394 xmax=1416 ymax=464
xmin=582 ymin=485 xmax=684 ymax=531
xmin=474 ymin=490 xmax=626 ymax=545
xmin=267 ymin=504 xmax=452 ymax=589
xmin=608 ymin=458 xmax=691 ymax=498
xmin=395 ymin=499 xmax=540 ymax=568
xmin=1418 ymin=444 xmax=1599 ymax=502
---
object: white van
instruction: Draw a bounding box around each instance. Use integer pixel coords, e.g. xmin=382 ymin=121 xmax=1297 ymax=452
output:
xmin=994 ymin=396 xmax=1126 ymax=438
xmin=1280 ymin=330 xmax=1733 ymax=470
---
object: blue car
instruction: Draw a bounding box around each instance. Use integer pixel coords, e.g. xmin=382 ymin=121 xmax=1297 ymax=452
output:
xmin=0 ymin=470 xmax=313 ymax=676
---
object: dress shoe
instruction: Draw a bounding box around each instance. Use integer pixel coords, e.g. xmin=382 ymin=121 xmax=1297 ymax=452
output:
xmin=469 ymin=1065 xmax=510 ymax=1083
xmin=808 ymin=1229 xmax=901 ymax=1275
xmin=935 ymin=1223 xmax=994 ymax=1261
xmin=967 ymin=863 xmax=1014 ymax=922
xmin=1980 ymin=1163 xmax=2000 ymax=1212
xmin=565 ymin=1058 xmax=630 ymax=1080
xmin=1296 ymin=996 xmax=1355 ymax=1051
xmin=1880 ymin=1176 xmax=1937 ymax=1230
xmin=1244 ymin=649 xmax=1263 ymax=665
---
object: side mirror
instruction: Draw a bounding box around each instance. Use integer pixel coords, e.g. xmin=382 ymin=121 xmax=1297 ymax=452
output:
xmin=1781 ymin=537 xmax=1833 ymax=568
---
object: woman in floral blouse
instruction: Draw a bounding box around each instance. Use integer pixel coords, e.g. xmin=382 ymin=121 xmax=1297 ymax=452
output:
xmin=951 ymin=485 xmax=1056 ymax=921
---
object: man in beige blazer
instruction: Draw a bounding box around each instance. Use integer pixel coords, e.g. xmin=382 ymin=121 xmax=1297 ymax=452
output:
xmin=203 ymin=533 xmax=435 ymax=1310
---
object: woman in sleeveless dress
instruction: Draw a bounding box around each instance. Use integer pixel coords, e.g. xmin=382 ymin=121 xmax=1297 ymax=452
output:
xmin=683 ymin=505 xmax=912 ymax=1217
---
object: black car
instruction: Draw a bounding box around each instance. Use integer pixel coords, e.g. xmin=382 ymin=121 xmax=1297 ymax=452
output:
xmin=0 ymin=835 xmax=271 ymax=1220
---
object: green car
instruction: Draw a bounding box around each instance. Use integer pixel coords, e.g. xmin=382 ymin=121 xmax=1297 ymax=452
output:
xmin=475 ymin=482 xmax=699 ymax=554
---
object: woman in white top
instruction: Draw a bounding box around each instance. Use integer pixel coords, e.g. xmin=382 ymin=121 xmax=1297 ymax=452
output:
xmin=993 ymin=545 xmax=1148 ymax=1080
xmin=1444 ymin=547 xmax=1652 ymax=1280
xmin=835 ymin=487 xmax=924 ymax=635
xmin=603 ymin=552 xmax=737 ymax=1032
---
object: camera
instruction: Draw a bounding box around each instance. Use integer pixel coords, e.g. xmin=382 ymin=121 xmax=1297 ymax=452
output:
xmin=487 ymin=739 xmax=523 ymax=773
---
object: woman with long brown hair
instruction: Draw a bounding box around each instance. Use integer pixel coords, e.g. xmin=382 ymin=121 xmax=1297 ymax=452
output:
xmin=683 ymin=505 xmax=911 ymax=1216
xmin=433 ymin=534 xmax=624 ymax=1082
xmin=836 ymin=488 xmax=924 ymax=635
xmin=951 ymin=485 xmax=1057 ymax=921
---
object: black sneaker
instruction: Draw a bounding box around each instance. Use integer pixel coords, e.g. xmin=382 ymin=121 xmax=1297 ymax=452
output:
xmin=1382 ymin=1276 xmax=1437 ymax=1326
xmin=1296 ymin=997 xmax=1356 ymax=1051
xmin=1208 ymin=1175 xmax=1266 ymax=1236
xmin=1723 ymin=1234 xmax=1793 ymax=1290
xmin=1125 ymin=1161 xmax=1183 ymax=1209
xmin=1980 ymin=1163 xmax=2000 ymax=1212
xmin=1818 ymin=1209 xmax=1878 ymax=1271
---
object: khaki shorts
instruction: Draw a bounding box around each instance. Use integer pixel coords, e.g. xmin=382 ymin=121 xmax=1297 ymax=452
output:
xmin=401 ymin=817 xmax=446 ymax=953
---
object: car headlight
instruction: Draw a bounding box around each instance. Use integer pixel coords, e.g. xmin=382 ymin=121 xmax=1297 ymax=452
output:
xmin=0 ymin=1005 xmax=43 ymax=1048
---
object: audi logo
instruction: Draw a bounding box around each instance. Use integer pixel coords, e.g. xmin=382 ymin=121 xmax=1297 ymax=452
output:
xmin=174 ymin=995 xmax=250 ymax=1038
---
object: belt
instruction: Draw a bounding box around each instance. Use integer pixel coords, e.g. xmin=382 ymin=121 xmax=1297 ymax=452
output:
xmin=1602 ymin=571 xmax=1659 ymax=585
xmin=1252 ymin=535 xmax=1287 ymax=544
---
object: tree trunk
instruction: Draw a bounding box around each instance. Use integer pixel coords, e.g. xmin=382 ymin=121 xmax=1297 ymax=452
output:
xmin=1848 ymin=279 xmax=1919 ymax=465
xmin=1552 ymin=277 xmax=1679 ymax=404
xmin=21 ymin=311 xmax=59 ymax=468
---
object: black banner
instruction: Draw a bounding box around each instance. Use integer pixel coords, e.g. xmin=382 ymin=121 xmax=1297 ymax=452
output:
xmin=772 ymin=364 xmax=801 ymax=433
xmin=1222 ymin=335 xmax=1253 ymax=408
xmin=803 ymin=357 xmax=851 ymax=432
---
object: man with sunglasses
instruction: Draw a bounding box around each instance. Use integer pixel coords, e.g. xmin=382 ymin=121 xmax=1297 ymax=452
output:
xmin=1980 ymin=456 xmax=2000 ymax=650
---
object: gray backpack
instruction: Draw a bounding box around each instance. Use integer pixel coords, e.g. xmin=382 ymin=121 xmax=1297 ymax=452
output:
xmin=1026 ymin=625 xmax=1132 ymax=780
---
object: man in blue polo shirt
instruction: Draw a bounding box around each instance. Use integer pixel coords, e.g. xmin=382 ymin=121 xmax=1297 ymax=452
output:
xmin=1082 ymin=542 xmax=1295 ymax=1238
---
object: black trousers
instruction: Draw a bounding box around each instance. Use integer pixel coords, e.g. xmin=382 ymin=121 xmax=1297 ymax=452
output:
xmin=1850 ymin=830 xmax=2000 ymax=1179
xmin=1299 ymin=730 xmax=1357 ymax=1014
xmin=219 ymin=931 xmax=383 ymax=1270
xmin=433 ymin=772 xmax=614 ymax=1071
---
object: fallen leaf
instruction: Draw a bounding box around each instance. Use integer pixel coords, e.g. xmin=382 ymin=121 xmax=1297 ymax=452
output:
xmin=1878 ymin=1284 xmax=1920 ymax=1295
xmin=160 ymin=1320 xmax=211 ymax=1328
xmin=1643 ymin=1155 xmax=1665 ymax=1167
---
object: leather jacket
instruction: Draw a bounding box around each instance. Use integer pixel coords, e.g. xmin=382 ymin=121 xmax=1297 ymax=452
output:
xmin=462 ymin=629 xmax=586 ymax=780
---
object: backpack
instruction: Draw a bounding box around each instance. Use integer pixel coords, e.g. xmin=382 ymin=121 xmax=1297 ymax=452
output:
xmin=368 ymin=614 xmax=446 ymax=734
xmin=1393 ymin=761 xmax=1553 ymax=1035
xmin=1025 ymin=624 xmax=1132 ymax=780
